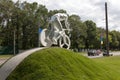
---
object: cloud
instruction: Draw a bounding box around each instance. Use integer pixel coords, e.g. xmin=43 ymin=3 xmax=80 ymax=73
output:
xmin=12 ymin=0 xmax=120 ymax=31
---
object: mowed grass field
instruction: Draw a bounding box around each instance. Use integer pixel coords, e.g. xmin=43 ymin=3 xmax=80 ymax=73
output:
xmin=7 ymin=48 xmax=120 ymax=80
xmin=0 ymin=55 xmax=13 ymax=59
xmin=93 ymin=56 xmax=120 ymax=79
xmin=0 ymin=55 xmax=13 ymax=67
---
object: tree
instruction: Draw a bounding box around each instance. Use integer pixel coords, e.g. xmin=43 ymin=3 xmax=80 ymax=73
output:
xmin=1 ymin=0 xmax=120 ymax=51
xmin=0 ymin=0 xmax=15 ymax=46
xmin=0 ymin=0 xmax=49 ymax=49
xmin=84 ymin=20 xmax=97 ymax=49
xmin=17 ymin=1 xmax=48 ymax=49
xmin=109 ymin=30 xmax=120 ymax=50
xmin=69 ymin=15 xmax=87 ymax=51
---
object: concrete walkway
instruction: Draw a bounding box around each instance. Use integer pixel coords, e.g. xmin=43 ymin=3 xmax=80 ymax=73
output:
xmin=0 ymin=47 xmax=46 ymax=80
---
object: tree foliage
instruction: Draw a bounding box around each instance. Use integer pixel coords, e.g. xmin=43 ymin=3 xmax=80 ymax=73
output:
xmin=0 ymin=0 xmax=48 ymax=49
xmin=69 ymin=15 xmax=87 ymax=50
xmin=0 ymin=0 xmax=120 ymax=51
xmin=84 ymin=20 xmax=97 ymax=49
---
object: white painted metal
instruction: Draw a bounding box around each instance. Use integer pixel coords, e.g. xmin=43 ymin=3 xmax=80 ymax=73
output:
xmin=40 ymin=13 xmax=71 ymax=49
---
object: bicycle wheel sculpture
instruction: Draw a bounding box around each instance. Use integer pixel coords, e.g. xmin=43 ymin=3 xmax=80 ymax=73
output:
xmin=59 ymin=35 xmax=71 ymax=49
xmin=40 ymin=29 xmax=52 ymax=47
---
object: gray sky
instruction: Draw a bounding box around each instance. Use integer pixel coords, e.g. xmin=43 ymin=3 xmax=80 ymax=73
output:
xmin=13 ymin=0 xmax=120 ymax=31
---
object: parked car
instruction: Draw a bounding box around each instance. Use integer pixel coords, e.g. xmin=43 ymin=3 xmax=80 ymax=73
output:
xmin=103 ymin=50 xmax=107 ymax=56
xmin=103 ymin=50 xmax=113 ymax=56
xmin=88 ymin=49 xmax=100 ymax=56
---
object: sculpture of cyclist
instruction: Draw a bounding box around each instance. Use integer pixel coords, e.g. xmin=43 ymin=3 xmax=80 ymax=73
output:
xmin=48 ymin=13 xmax=70 ymax=44
xmin=40 ymin=13 xmax=71 ymax=49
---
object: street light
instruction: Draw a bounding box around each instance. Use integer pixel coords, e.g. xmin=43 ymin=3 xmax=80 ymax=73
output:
xmin=13 ymin=30 xmax=16 ymax=55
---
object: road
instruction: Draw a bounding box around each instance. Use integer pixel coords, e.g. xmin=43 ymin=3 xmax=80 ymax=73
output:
xmin=85 ymin=51 xmax=120 ymax=58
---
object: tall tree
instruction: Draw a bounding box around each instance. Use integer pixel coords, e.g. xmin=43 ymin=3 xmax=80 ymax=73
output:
xmin=84 ymin=20 xmax=97 ymax=49
xmin=69 ymin=15 xmax=87 ymax=51
xmin=18 ymin=1 xmax=48 ymax=49
xmin=109 ymin=30 xmax=120 ymax=50
xmin=0 ymin=0 xmax=49 ymax=49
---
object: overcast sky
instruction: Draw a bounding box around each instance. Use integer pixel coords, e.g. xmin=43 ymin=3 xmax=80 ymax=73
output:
xmin=13 ymin=0 xmax=120 ymax=31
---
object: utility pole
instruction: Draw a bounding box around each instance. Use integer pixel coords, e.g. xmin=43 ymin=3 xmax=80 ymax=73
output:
xmin=105 ymin=2 xmax=109 ymax=56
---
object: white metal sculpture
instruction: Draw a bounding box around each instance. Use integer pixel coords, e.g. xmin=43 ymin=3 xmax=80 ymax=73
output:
xmin=39 ymin=13 xmax=71 ymax=49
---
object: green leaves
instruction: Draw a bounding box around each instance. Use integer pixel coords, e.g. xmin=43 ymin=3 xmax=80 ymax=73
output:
xmin=84 ymin=20 xmax=97 ymax=49
xmin=69 ymin=15 xmax=87 ymax=50
xmin=0 ymin=0 xmax=48 ymax=49
xmin=0 ymin=0 xmax=120 ymax=50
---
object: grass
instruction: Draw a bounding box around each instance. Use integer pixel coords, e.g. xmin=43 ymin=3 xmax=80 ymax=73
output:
xmin=93 ymin=56 xmax=120 ymax=79
xmin=0 ymin=55 xmax=13 ymax=59
xmin=7 ymin=48 xmax=120 ymax=80
xmin=77 ymin=52 xmax=87 ymax=54
xmin=0 ymin=55 xmax=13 ymax=67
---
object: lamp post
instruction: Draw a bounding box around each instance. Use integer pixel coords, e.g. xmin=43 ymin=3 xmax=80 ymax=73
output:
xmin=13 ymin=30 xmax=16 ymax=55
xmin=10 ymin=13 xmax=16 ymax=55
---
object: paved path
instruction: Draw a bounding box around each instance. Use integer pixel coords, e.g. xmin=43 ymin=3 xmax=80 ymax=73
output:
xmin=0 ymin=47 xmax=46 ymax=80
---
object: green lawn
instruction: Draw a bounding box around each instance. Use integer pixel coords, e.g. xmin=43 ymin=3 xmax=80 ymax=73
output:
xmin=0 ymin=55 xmax=13 ymax=59
xmin=0 ymin=55 xmax=13 ymax=67
xmin=93 ymin=56 xmax=120 ymax=77
xmin=7 ymin=48 xmax=120 ymax=80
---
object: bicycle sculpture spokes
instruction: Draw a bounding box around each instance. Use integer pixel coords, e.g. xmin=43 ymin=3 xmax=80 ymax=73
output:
xmin=39 ymin=13 xmax=71 ymax=49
